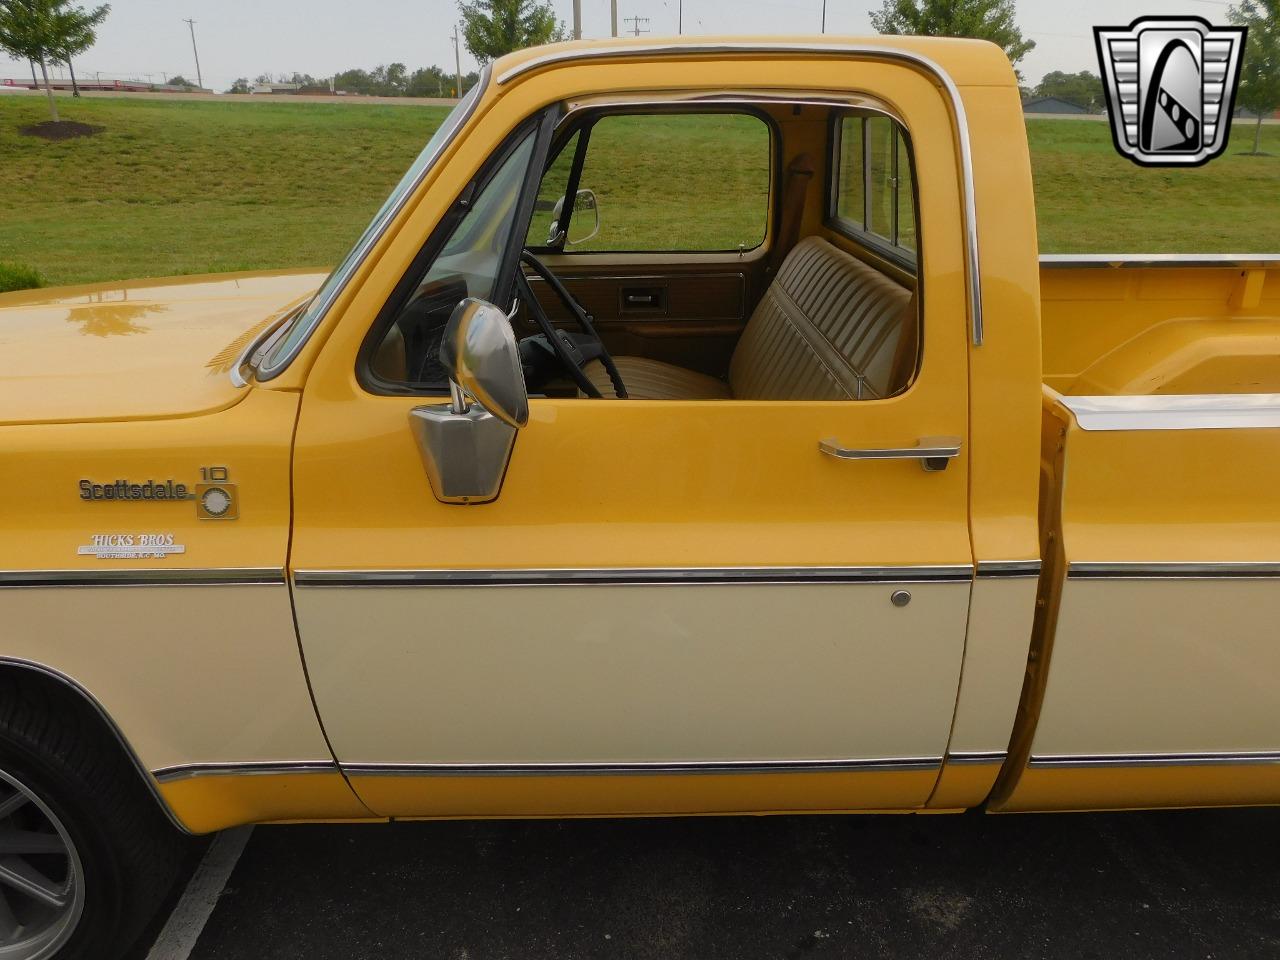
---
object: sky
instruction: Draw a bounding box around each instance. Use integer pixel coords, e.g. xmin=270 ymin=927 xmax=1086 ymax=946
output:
xmin=1 ymin=0 xmax=1238 ymax=92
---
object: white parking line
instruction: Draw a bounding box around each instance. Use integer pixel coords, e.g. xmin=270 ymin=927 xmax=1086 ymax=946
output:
xmin=144 ymin=825 xmax=255 ymax=960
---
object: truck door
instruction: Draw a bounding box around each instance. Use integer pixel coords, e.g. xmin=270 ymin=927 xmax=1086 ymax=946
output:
xmin=288 ymin=96 xmax=976 ymax=817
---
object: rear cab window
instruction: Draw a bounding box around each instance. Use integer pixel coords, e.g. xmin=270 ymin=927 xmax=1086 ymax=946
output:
xmin=830 ymin=114 xmax=918 ymax=270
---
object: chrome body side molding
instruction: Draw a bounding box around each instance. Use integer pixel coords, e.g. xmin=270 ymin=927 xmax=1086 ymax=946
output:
xmin=293 ymin=565 xmax=975 ymax=588
xmin=343 ymin=757 xmax=943 ymax=778
xmin=1060 ymin=393 xmax=1280 ymax=432
xmin=945 ymin=751 xmax=1008 ymax=765
xmin=0 ymin=658 xmax=190 ymax=834
xmin=0 ymin=569 xmax=286 ymax=588
xmin=1041 ymin=253 xmax=1280 ymax=268
xmin=975 ymin=560 xmax=1041 ymax=579
xmin=496 ymin=42 xmax=985 ymax=347
xmin=1068 ymin=562 xmax=1280 ymax=580
xmin=1030 ymin=751 xmax=1280 ymax=768
xmin=151 ymin=761 xmax=339 ymax=784
xmin=1064 ymin=560 xmax=1280 ymax=583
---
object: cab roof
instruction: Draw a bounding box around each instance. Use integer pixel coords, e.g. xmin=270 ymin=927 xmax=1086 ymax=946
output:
xmin=489 ymin=34 xmax=1019 ymax=90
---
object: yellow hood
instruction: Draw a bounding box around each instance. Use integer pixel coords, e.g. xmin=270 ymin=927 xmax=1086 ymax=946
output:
xmin=0 ymin=270 xmax=325 ymax=425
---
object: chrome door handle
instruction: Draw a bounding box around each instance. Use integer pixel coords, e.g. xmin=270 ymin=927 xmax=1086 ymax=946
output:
xmin=819 ymin=436 xmax=962 ymax=472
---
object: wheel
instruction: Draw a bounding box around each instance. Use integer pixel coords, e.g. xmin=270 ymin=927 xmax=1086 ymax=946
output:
xmin=0 ymin=677 xmax=188 ymax=959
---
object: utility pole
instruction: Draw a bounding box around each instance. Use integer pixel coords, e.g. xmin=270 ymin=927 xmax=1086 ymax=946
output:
xmin=451 ymin=24 xmax=463 ymax=99
xmin=678 ymin=0 xmax=683 ymax=34
xmin=611 ymin=0 xmax=618 ymax=37
xmin=183 ymin=19 xmax=203 ymax=90
xmin=623 ymin=15 xmax=649 ymax=37
xmin=820 ymin=0 xmax=826 ymax=34
xmin=572 ymin=0 xmax=581 ymax=39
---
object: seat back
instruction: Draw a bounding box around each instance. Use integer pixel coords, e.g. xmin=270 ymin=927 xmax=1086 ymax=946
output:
xmin=728 ymin=237 xmax=915 ymax=401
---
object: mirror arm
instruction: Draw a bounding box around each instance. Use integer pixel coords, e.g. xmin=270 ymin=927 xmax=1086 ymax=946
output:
xmin=448 ymin=380 xmax=470 ymax=415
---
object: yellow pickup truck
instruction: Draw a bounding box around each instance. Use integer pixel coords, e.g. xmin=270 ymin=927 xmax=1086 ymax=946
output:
xmin=2 ymin=35 xmax=1279 ymax=959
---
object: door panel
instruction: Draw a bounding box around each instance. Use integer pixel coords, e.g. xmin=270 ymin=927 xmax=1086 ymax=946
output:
xmin=291 ymin=389 xmax=973 ymax=817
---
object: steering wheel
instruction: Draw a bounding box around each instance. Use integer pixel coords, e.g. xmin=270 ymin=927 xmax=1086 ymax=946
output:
xmin=517 ymin=249 xmax=628 ymax=399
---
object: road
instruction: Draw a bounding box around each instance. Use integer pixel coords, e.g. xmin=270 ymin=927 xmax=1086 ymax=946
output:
xmin=131 ymin=807 xmax=1280 ymax=960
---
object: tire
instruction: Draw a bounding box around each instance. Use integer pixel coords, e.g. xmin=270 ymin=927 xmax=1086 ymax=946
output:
xmin=0 ymin=675 xmax=189 ymax=960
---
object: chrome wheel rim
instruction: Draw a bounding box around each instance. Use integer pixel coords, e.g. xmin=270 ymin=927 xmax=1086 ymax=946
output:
xmin=0 ymin=769 xmax=84 ymax=960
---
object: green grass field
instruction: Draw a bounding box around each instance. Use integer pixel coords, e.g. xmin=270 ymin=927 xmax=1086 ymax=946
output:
xmin=1 ymin=95 xmax=1278 ymax=289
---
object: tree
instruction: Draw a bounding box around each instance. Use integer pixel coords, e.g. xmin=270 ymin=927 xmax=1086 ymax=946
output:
xmin=1231 ymin=0 xmax=1280 ymax=155
xmin=228 ymin=77 xmax=251 ymax=93
xmin=1034 ymin=70 xmax=1104 ymax=112
xmin=870 ymin=0 xmax=1035 ymax=69
xmin=0 ymin=0 xmax=109 ymax=117
xmin=406 ymin=64 xmax=448 ymax=97
xmin=459 ymin=0 xmax=564 ymax=64
xmin=49 ymin=0 xmax=107 ymax=97
xmin=169 ymin=74 xmax=192 ymax=87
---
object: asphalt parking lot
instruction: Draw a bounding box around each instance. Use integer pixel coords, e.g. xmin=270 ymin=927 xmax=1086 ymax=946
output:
xmin=129 ymin=806 xmax=1280 ymax=960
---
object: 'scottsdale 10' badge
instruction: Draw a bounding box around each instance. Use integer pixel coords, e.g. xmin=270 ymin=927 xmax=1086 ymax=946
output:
xmin=78 ymin=466 xmax=239 ymax=521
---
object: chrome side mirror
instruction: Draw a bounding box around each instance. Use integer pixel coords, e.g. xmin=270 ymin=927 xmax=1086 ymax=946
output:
xmin=440 ymin=298 xmax=529 ymax=428
xmin=409 ymin=299 xmax=528 ymax=504
xmin=566 ymin=188 xmax=600 ymax=246
xmin=546 ymin=189 xmax=601 ymax=247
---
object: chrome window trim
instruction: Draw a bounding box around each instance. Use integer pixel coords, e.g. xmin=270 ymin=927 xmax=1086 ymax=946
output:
xmin=1061 ymin=393 xmax=1280 ymax=432
xmin=293 ymin=565 xmax=974 ymax=588
xmin=152 ymin=761 xmax=338 ymax=784
xmin=975 ymin=560 xmax=1041 ymax=579
xmin=252 ymin=66 xmax=491 ymax=381
xmin=1068 ymin=561 xmax=1280 ymax=580
xmin=0 ymin=569 xmax=286 ymax=588
xmin=342 ymin=757 xmax=942 ymax=778
xmin=1041 ymin=253 xmax=1280 ymax=268
xmin=1030 ymin=751 xmax=1280 ymax=769
xmin=0 ymin=658 xmax=190 ymax=834
xmin=561 ymin=90 xmax=909 ymax=125
xmin=230 ymin=310 xmax=296 ymax=388
xmin=945 ymin=750 xmax=1008 ymax=765
xmin=497 ymin=42 xmax=984 ymax=346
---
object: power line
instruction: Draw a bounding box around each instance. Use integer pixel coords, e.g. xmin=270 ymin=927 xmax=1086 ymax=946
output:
xmin=623 ymin=15 xmax=650 ymax=36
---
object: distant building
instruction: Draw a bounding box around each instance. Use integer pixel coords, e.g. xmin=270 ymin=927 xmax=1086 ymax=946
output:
xmin=1022 ymin=96 xmax=1091 ymax=115
xmin=2 ymin=77 xmax=210 ymax=94
xmin=251 ymin=82 xmax=303 ymax=95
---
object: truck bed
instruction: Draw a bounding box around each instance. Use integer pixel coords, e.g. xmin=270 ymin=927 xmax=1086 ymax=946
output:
xmin=1039 ymin=256 xmax=1280 ymax=396
xmin=992 ymin=256 xmax=1280 ymax=812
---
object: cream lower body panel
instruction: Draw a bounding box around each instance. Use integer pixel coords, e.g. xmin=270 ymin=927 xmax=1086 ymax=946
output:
xmin=1005 ymin=577 xmax=1280 ymax=810
xmin=1032 ymin=579 xmax=1280 ymax=757
xmin=926 ymin=571 xmax=1038 ymax=807
xmin=297 ymin=578 xmax=972 ymax=815
xmin=0 ymin=584 xmax=335 ymax=776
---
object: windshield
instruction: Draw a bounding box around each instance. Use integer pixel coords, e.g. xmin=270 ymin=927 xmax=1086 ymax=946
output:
xmin=258 ymin=78 xmax=486 ymax=377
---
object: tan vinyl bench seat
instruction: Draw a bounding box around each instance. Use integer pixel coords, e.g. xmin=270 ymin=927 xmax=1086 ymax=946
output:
xmin=586 ymin=237 xmax=917 ymax=401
